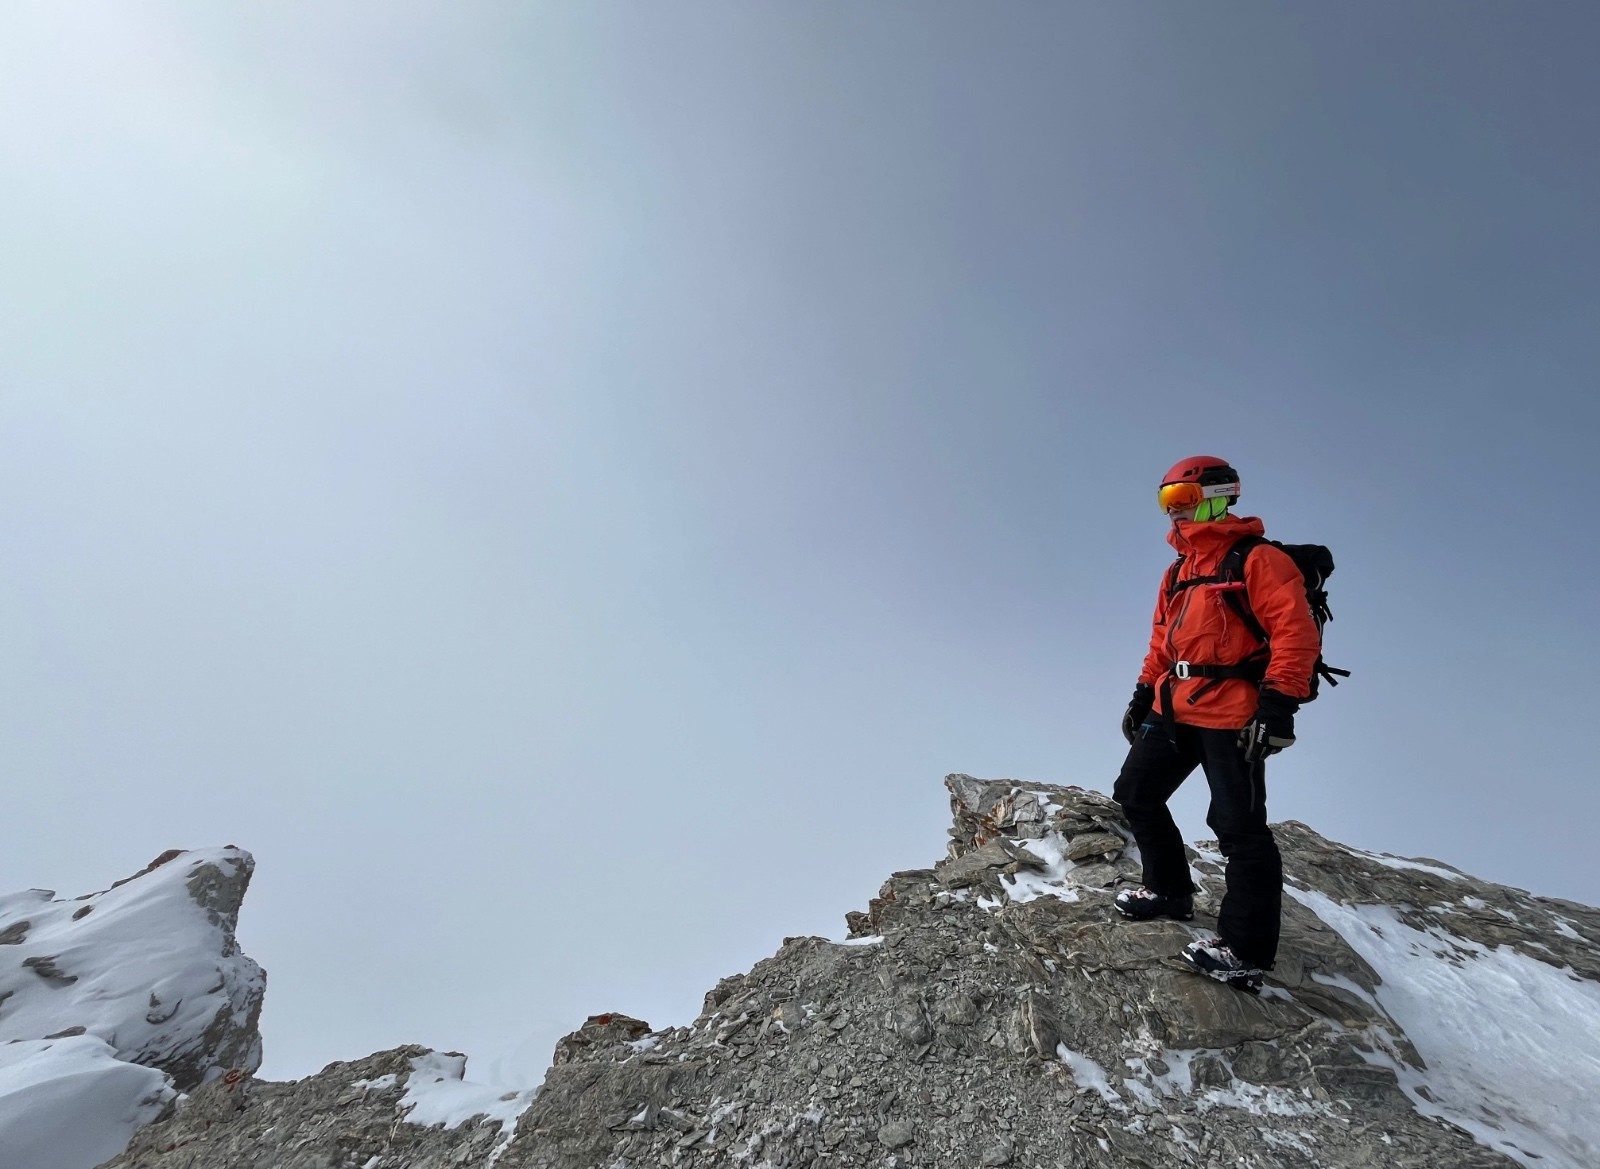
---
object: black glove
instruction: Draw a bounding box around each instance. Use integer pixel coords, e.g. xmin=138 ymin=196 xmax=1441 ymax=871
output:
xmin=1239 ymin=687 xmax=1299 ymax=762
xmin=1121 ymin=683 xmax=1155 ymax=744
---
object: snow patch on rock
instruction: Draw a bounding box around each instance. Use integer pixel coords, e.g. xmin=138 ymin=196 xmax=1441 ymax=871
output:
xmin=401 ymin=1051 xmax=537 ymax=1165
xmin=1291 ymin=886 xmax=1600 ymax=1168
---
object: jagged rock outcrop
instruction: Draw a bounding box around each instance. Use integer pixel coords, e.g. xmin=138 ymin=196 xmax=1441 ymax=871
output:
xmin=101 ymin=780 xmax=1600 ymax=1169
xmin=0 ymin=846 xmax=264 ymax=1091
xmin=0 ymin=847 xmax=266 ymax=1168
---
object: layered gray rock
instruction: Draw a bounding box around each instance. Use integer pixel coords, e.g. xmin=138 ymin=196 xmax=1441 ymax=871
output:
xmin=108 ymin=1047 xmax=514 ymax=1169
xmin=102 ymin=778 xmax=1600 ymax=1169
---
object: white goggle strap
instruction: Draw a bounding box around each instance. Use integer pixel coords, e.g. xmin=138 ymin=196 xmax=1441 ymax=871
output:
xmin=1202 ymin=482 xmax=1240 ymax=499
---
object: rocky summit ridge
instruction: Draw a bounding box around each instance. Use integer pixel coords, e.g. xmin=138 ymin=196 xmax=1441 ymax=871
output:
xmin=26 ymin=778 xmax=1600 ymax=1169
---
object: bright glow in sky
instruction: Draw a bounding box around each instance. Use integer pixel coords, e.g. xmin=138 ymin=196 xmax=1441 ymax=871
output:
xmin=2 ymin=2 xmax=1596 ymax=1086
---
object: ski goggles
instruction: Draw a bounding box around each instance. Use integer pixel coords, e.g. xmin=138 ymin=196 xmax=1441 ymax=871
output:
xmin=1158 ymin=480 xmax=1238 ymax=513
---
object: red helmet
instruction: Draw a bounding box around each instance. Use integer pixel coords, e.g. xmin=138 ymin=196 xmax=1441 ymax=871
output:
xmin=1161 ymin=455 xmax=1240 ymax=497
xmin=1158 ymin=456 xmax=1240 ymax=514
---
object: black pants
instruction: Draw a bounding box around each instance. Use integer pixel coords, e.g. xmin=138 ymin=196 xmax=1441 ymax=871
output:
xmin=1112 ymin=720 xmax=1283 ymax=969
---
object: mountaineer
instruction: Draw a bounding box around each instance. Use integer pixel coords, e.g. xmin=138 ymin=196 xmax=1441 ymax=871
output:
xmin=1111 ymin=456 xmax=1322 ymax=992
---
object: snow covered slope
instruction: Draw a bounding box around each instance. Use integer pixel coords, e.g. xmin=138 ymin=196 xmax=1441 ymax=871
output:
xmin=0 ymin=1037 xmax=173 ymax=1169
xmin=1287 ymin=875 xmax=1600 ymax=1166
xmin=0 ymin=847 xmax=265 ymax=1168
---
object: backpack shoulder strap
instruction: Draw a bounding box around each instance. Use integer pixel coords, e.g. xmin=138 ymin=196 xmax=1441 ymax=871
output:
xmin=1219 ymin=536 xmax=1269 ymax=643
xmin=1221 ymin=535 xmax=1267 ymax=578
xmin=1163 ymin=556 xmax=1185 ymax=602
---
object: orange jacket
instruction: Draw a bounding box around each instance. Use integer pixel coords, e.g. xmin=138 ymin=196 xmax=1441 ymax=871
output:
xmin=1138 ymin=514 xmax=1321 ymax=729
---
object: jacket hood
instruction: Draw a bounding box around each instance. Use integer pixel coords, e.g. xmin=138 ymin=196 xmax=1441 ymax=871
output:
xmin=1166 ymin=513 xmax=1266 ymax=564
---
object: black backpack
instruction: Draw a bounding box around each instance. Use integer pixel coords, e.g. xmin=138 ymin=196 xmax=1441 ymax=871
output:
xmin=1165 ymin=537 xmax=1350 ymax=701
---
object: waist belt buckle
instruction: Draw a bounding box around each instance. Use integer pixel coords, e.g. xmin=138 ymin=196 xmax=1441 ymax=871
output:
xmin=1173 ymin=660 xmax=1192 ymax=680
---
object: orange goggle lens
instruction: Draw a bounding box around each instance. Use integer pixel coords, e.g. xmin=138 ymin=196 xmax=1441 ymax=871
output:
xmin=1157 ymin=482 xmax=1204 ymax=512
xmin=1157 ymin=481 xmax=1237 ymax=513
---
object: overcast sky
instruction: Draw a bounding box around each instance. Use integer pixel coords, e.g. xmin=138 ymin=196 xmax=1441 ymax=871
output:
xmin=2 ymin=2 xmax=1596 ymax=1087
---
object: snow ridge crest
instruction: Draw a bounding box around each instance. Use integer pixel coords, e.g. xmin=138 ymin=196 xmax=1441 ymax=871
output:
xmin=0 ymin=847 xmax=265 ymax=1169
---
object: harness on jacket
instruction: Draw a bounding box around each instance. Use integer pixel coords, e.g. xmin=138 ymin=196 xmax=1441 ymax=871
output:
xmin=1158 ymin=536 xmax=1350 ymax=733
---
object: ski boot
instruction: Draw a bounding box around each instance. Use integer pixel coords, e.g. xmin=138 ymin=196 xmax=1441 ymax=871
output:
xmin=1114 ymin=886 xmax=1194 ymax=922
xmin=1181 ymin=937 xmax=1264 ymax=994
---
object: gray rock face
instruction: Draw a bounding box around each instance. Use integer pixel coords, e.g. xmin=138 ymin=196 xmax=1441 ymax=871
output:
xmin=103 ymin=777 xmax=1600 ymax=1169
xmin=108 ymin=1047 xmax=511 ymax=1169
